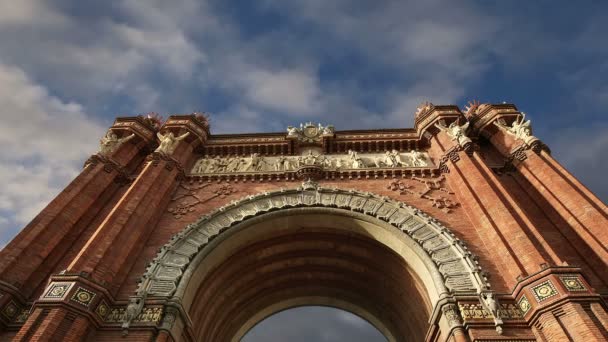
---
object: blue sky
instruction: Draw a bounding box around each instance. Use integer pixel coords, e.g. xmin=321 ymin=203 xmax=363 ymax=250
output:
xmin=0 ymin=1 xmax=606 ymax=340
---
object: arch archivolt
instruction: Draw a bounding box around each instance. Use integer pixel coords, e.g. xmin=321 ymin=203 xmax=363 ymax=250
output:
xmin=133 ymin=184 xmax=490 ymax=340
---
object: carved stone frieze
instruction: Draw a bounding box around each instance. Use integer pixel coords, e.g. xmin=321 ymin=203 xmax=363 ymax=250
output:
xmin=137 ymin=187 xmax=489 ymax=299
xmin=458 ymin=303 xmax=524 ymax=321
xmin=190 ymin=150 xmax=433 ymax=175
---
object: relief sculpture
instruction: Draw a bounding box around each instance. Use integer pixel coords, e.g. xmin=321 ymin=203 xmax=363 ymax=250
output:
xmin=190 ymin=150 xmax=433 ymax=175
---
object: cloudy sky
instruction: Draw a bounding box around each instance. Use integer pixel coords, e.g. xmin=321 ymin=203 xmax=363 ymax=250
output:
xmin=0 ymin=0 xmax=606 ymax=340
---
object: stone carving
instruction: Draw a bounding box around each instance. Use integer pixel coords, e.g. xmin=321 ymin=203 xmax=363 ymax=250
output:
xmin=436 ymin=120 xmax=472 ymax=149
xmin=99 ymin=130 xmax=135 ymax=156
xmin=410 ymin=150 xmax=428 ymax=167
xmin=190 ymin=150 xmax=433 ymax=175
xmin=122 ymin=296 xmax=145 ymax=331
xmin=155 ymin=131 xmax=190 ymax=155
xmin=136 ymin=187 xmax=489 ymax=300
xmin=458 ymin=303 xmax=523 ymax=321
xmin=387 ymin=176 xmax=458 ymax=213
xmin=102 ymin=306 xmax=163 ymax=324
xmin=442 ymin=304 xmax=463 ymax=327
xmin=495 ymin=113 xmax=538 ymax=146
xmin=416 ymin=101 xmax=433 ymax=116
xmin=168 ymin=183 xmax=237 ymax=219
xmin=464 ymin=100 xmax=481 ymax=117
xmin=480 ymin=292 xmax=504 ymax=334
xmin=286 ymin=122 xmax=335 ymax=143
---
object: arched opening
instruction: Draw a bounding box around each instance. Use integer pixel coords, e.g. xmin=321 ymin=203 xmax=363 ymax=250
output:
xmin=138 ymin=187 xmax=487 ymax=342
xmin=241 ymin=306 xmax=388 ymax=342
xmin=181 ymin=209 xmax=434 ymax=341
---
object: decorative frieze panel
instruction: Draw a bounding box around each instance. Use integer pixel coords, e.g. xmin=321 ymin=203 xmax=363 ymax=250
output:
xmin=190 ymin=150 xmax=433 ymax=175
xmin=136 ymin=185 xmax=489 ymax=300
xmin=96 ymin=304 xmax=163 ymax=324
xmin=458 ymin=303 xmax=524 ymax=320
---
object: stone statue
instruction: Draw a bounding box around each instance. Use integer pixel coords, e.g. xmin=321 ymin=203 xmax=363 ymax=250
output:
xmin=155 ymin=131 xmax=190 ymax=155
xmin=287 ymin=126 xmax=300 ymax=137
xmin=410 ymin=150 xmax=427 ymax=167
xmin=495 ymin=112 xmax=538 ymax=146
xmin=99 ymin=130 xmax=134 ymax=156
xmin=322 ymin=124 xmax=335 ymax=135
xmin=436 ymin=120 xmax=471 ymax=148
xmin=480 ymin=292 xmax=503 ymax=334
xmin=122 ymin=296 xmax=145 ymax=331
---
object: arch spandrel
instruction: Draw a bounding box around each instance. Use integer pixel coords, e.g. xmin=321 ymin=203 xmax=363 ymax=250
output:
xmin=135 ymin=184 xmax=490 ymax=306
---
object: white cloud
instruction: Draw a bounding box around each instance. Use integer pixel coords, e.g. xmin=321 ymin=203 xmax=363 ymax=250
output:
xmin=241 ymin=69 xmax=321 ymax=115
xmin=0 ymin=63 xmax=106 ymax=245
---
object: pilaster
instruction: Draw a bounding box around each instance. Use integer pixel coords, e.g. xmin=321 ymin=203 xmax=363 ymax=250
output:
xmin=0 ymin=116 xmax=157 ymax=330
xmin=471 ymin=105 xmax=608 ymax=278
xmin=65 ymin=114 xmax=209 ymax=293
xmin=419 ymin=106 xmax=549 ymax=290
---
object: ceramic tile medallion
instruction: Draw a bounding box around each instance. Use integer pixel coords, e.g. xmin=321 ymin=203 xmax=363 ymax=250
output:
xmin=70 ymin=287 xmax=96 ymax=307
xmin=2 ymin=301 xmax=18 ymax=319
xmin=532 ymin=280 xmax=559 ymax=302
xmin=518 ymin=295 xmax=531 ymax=315
xmin=559 ymin=275 xmax=587 ymax=292
xmin=42 ymin=282 xmax=74 ymax=300
xmin=95 ymin=300 xmax=110 ymax=320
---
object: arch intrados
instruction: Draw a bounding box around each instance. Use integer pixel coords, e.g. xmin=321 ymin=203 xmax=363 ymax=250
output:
xmin=180 ymin=208 xmax=443 ymax=308
xmin=182 ymin=209 xmax=436 ymax=341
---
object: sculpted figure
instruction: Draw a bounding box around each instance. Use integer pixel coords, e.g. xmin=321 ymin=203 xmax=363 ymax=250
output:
xmin=322 ymin=124 xmax=335 ymax=135
xmin=225 ymin=156 xmax=242 ymax=172
xmin=155 ymin=131 xmax=190 ymax=155
xmin=205 ymin=156 xmax=220 ymax=173
xmin=348 ymin=150 xmax=366 ymax=169
xmin=287 ymin=126 xmax=300 ymax=137
xmin=481 ymin=293 xmax=500 ymax=319
xmin=495 ymin=112 xmax=537 ymax=145
xmin=303 ymin=150 xmax=318 ymax=165
xmin=410 ymin=150 xmax=427 ymax=167
xmin=335 ymin=158 xmax=345 ymax=169
xmin=122 ymin=297 xmax=145 ymax=330
xmin=275 ymin=156 xmax=287 ymax=171
xmin=436 ymin=120 xmax=471 ymax=148
xmin=243 ymin=153 xmax=266 ymax=172
xmin=193 ymin=159 xmax=209 ymax=173
xmin=99 ymin=130 xmax=134 ymax=156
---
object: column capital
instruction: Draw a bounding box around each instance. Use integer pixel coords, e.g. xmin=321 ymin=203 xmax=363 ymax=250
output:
xmin=162 ymin=113 xmax=210 ymax=147
xmin=413 ymin=102 xmax=464 ymax=139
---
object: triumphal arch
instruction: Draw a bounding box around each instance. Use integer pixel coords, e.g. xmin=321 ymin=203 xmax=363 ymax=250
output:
xmin=1 ymin=103 xmax=607 ymax=341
